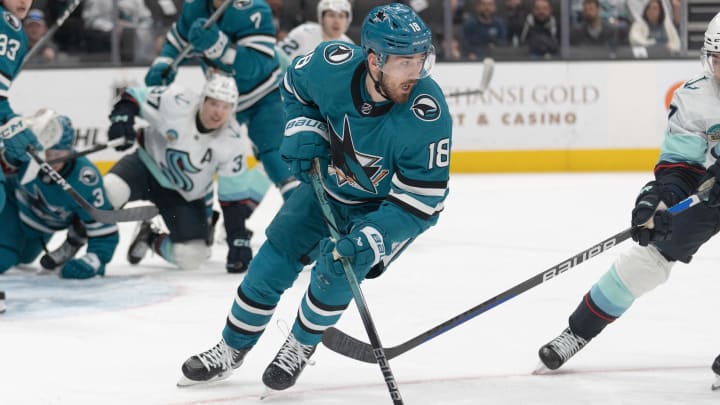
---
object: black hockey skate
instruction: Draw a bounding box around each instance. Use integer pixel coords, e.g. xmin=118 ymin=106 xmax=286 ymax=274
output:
xmin=127 ymin=221 xmax=158 ymax=265
xmin=538 ymin=327 xmax=589 ymax=370
xmin=40 ymin=219 xmax=87 ymax=271
xmin=262 ymin=333 xmax=316 ymax=392
xmin=712 ymin=354 xmax=720 ymax=390
xmin=177 ymin=338 xmax=250 ymax=387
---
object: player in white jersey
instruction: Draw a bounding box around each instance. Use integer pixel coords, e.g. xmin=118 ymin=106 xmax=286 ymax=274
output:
xmin=103 ymin=74 xmax=256 ymax=272
xmin=537 ymin=12 xmax=720 ymax=389
xmin=276 ymin=0 xmax=353 ymax=67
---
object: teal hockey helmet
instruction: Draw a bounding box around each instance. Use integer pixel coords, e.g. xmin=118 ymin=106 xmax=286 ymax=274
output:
xmin=361 ymin=3 xmax=435 ymax=77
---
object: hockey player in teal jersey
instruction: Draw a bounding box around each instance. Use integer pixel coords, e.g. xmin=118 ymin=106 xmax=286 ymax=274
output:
xmin=141 ymin=0 xmax=295 ymax=197
xmin=0 ymin=0 xmax=43 ymax=211
xmin=0 ymin=114 xmax=118 ymax=279
xmin=178 ymin=3 xmax=452 ymax=392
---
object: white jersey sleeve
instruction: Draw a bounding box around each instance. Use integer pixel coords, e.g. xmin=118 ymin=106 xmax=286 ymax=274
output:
xmin=277 ymin=22 xmax=354 ymax=61
xmin=660 ymin=75 xmax=720 ymax=167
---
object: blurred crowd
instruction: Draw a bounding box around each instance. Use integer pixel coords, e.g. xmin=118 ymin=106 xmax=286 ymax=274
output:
xmin=23 ymin=0 xmax=690 ymax=67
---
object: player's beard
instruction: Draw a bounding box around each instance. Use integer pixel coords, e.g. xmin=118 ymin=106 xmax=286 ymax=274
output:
xmin=380 ymin=75 xmax=417 ymax=104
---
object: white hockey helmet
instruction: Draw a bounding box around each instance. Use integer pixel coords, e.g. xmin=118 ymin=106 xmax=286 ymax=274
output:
xmin=317 ymin=0 xmax=352 ymax=24
xmin=202 ymin=73 xmax=239 ymax=107
xmin=701 ymin=12 xmax=720 ymax=75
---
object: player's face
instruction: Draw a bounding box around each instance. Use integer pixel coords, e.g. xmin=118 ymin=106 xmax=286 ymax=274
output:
xmin=321 ymin=10 xmax=349 ymax=39
xmin=199 ymin=97 xmax=234 ymax=129
xmin=3 ymin=0 xmax=33 ymax=19
xmin=45 ymin=149 xmax=69 ymax=172
xmin=378 ymin=53 xmax=428 ymax=103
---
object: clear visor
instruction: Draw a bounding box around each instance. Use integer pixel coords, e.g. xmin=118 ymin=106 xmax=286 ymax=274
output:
xmin=379 ymin=45 xmax=436 ymax=79
xmin=701 ymin=47 xmax=720 ymax=75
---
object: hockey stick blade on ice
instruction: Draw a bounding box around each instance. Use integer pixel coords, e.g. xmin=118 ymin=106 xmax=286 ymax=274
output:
xmin=445 ymin=58 xmax=495 ymax=98
xmin=309 ymin=158 xmax=404 ymax=404
xmin=321 ymin=183 xmax=712 ymax=363
xmin=27 ymin=149 xmax=159 ymax=223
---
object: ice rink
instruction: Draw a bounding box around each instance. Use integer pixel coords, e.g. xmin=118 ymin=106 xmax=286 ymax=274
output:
xmin=3 ymin=172 xmax=720 ymax=404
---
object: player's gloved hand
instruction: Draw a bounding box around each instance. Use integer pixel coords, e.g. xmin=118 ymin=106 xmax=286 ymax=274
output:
xmin=1 ymin=127 xmax=42 ymax=167
xmin=188 ymin=18 xmax=229 ymax=60
xmin=280 ymin=130 xmax=330 ymax=183
xmin=226 ymin=230 xmax=253 ymax=273
xmin=631 ymin=181 xmax=674 ymax=246
xmin=700 ymin=160 xmax=720 ymax=208
xmin=321 ymin=225 xmax=385 ymax=278
xmin=144 ymin=57 xmax=177 ymax=86
xmin=60 ymin=253 xmax=105 ymax=279
xmin=108 ymin=101 xmax=138 ymax=151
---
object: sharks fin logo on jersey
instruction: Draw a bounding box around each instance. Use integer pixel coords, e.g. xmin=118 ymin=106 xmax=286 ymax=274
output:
xmin=79 ymin=167 xmax=99 ymax=186
xmin=328 ymin=115 xmax=389 ymax=194
xmin=410 ymin=95 xmax=441 ymax=122
xmin=233 ymin=0 xmax=253 ymax=9
xmin=162 ymin=148 xmax=201 ymax=191
xmin=3 ymin=12 xmax=20 ymax=31
xmin=21 ymin=185 xmax=72 ymax=223
xmin=323 ymin=44 xmax=353 ymax=65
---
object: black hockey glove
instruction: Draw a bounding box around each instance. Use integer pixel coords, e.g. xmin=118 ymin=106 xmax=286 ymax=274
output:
xmin=700 ymin=161 xmax=720 ymax=208
xmin=108 ymin=99 xmax=139 ymax=151
xmin=226 ymin=230 xmax=253 ymax=273
xmin=631 ymin=181 xmax=673 ymax=246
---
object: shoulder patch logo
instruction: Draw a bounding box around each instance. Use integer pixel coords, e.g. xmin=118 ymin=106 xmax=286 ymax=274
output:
xmin=708 ymin=124 xmax=720 ymax=142
xmin=79 ymin=167 xmax=99 ymax=186
xmin=233 ymin=0 xmax=253 ymax=9
xmin=3 ymin=12 xmax=20 ymax=31
xmin=323 ymin=44 xmax=354 ymax=65
xmin=410 ymin=95 xmax=441 ymax=122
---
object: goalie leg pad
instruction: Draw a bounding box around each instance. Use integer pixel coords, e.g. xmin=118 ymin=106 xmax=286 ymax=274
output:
xmin=172 ymin=240 xmax=210 ymax=271
xmin=613 ymin=244 xmax=674 ymax=299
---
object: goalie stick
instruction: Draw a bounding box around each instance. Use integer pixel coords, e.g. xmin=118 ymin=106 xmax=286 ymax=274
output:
xmin=321 ymin=183 xmax=713 ymax=363
xmin=26 ymin=148 xmax=159 ymax=224
xmin=444 ymin=57 xmax=495 ymax=98
xmin=309 ymin=158 xmax=404 ymax=405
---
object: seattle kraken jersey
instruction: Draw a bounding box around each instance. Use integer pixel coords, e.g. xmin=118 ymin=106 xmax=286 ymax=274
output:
xmin=0 ymin=5 xmax=28 ymax=123
xmin=277 ymin=22 xmax=353 ymax=62
xmin=282 ymin=41 xmax=452 ymax=245
xmin=660 ymin=75 xmax=720 ymax=167
xmin=161 ymin=0 xmax=280 ymax=111
xmin=13 ymin=157 xmax=119 ymax=265
xmin=127 ymin=84 xmax=250 ymax=202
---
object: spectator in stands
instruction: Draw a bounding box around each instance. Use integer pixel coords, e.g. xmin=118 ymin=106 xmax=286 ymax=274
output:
xmin=46 ymin=0 xmax=87 ymax=54
xmin=461 ymin=0 xmax=508 ymax=60
xmin=82 ymin=0 xmax=154 ymax=62
xmin=520 ymin=0 xmax=559 ymax=58
xmin=504 ymin=0 xmax=528 ymax=47
xmin=628 ymin=0 xmax=680 ymax=56
xmin=267 ymin=0 xmax=291 ymax=40
xmin=23 ymin=9 xmax=59 ymax=65
xmin=570 ymin=0 xmax=618 ymax=49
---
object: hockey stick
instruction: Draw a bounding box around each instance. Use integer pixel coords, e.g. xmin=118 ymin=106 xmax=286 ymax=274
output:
xmin=309 ymin=158 xmax=404 ymax=404
xmin=321 ymin=184 xmax=713 ymax=363
xmin=165 ymin=0 xmax=233 ymax=75
xmin=26 ymin=148 xmax=159 ymax=223
xmin=444 ymin=58 xmax=495 ymax=97
xmin=46 ymin=138 xmax=126 ymax=165
xmin=20 ymin=0 xmax=85 ymax=70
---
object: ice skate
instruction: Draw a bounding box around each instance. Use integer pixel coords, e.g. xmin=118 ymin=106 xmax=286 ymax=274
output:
xmin=177 ymin=338 xmax=249 ymax=387
xmin=712 ymin=354 xmax=720 ymax=390
xmin=39 ymin=220 xmax=88 ymax=272
xmin=261 ymin=333 xmax=316 ymax=393
xmin=537 ymin=327 xmax=588 ymax=372
xmin=127 ymin=221 xmax=158 ymax=265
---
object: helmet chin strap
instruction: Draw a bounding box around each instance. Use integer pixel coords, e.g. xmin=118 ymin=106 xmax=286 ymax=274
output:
xmin=366 ymin=59 xmax=390 ymax=100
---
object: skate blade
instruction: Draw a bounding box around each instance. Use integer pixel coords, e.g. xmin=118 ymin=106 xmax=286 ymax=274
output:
xmin=176 ymin=371 xmax=231 ymax=388
xmin=531 ymin=361 xmax=553 ymax=375
xmin=260 ymin=387 xmax=278 ymax=400
xmin=712 ymin=375 xmax=720 ymax=391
